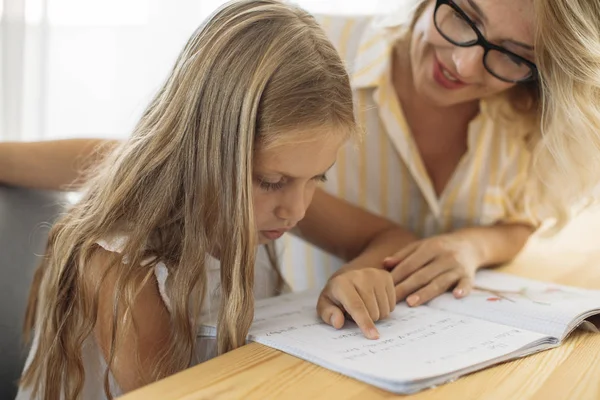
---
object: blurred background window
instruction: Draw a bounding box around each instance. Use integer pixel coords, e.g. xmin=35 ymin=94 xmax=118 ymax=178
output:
xmin=0 ymin=0 xmax=398 ymax=141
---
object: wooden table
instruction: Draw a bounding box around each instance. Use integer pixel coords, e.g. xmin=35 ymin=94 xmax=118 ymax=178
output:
xmin=120 ymin=218 xmax=600 ymax=400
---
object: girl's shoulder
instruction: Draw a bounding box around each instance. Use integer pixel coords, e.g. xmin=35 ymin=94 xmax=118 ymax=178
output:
xmin=92 ymin=235 xmax=174 ymax=312
xmin=96 ymin=235 xmax=128 ymax=254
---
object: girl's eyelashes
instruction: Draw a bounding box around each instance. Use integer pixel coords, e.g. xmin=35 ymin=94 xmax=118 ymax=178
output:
xmin=257 ymin=177 xmax=285 ymax=191
xmin=256 ymin=174 xmax=327 ymax=192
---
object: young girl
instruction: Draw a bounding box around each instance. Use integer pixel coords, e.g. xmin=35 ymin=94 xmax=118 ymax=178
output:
xmin=16 ymin=1 xmax=406 ymax=398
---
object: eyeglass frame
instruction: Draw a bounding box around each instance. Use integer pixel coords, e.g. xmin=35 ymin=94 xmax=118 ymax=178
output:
xmin=433 ymin=0 xmax=538 ymax=83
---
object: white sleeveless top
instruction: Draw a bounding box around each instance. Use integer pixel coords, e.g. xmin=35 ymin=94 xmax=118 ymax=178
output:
xmin=16 ymin=236 xmax=284 ymax=399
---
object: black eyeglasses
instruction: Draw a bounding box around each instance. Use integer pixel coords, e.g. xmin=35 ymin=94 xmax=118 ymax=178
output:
xmin=434 ymin=0 xmax=537 ymax=83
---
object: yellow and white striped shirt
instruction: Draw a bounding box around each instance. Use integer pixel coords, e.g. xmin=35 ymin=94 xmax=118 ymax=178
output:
xmin=281 ymin=14 xmax=533 ymax=291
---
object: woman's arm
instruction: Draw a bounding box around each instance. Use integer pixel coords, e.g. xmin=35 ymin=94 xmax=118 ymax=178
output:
xmin=297 ymin=188 xmax=418 ymax=338
xmin=455 ymin=223 xmax=534 ymax=266
xmin=297 ymin=188 xmax=417 ymax=268
xmin=384 ymin=223 xmax=534 ymax=306
xmin=0 ymin=139 xmax=119 ymax=190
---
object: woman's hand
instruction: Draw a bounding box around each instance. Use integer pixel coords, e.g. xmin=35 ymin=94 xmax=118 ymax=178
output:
xmin=384 ymin=232 xmax=482 ymax=307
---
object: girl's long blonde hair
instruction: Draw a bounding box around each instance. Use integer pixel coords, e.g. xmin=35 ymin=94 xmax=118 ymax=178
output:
xmin=21 ymin=1 xmax=356 ymax=398
xmin=530 ymin=0 xmax=600 ymax=228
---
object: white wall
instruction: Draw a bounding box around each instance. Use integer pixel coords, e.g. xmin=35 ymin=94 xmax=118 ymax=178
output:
xmin=2 ymin=0 xmax=397 ymax=141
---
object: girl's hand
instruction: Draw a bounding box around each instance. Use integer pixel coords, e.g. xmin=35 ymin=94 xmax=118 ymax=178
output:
xmin=317 ymin=268 xmax=395 ymax=340
xmin=384 ymin=233 xmax=482 ymax=307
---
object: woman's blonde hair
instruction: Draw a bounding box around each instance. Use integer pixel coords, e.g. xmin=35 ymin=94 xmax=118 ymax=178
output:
xmin=529 ymin=0 xmax=600 ymax=228
xmin=386 ymin=0 xmax=600 ymax=228
xmin=21 ymin=1 xmax=356 ymax=398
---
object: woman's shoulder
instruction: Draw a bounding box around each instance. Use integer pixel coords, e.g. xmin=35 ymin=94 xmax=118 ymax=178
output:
xmin=312 ymin=13 xmax=379 ymax=61
xmin=312 ymin=13 xmax=407 ymax=84
xmin=312 ymin=13 xmax=375 ymax=34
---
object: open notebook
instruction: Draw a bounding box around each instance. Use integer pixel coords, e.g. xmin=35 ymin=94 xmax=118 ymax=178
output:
xmin=201 ymin=271 xmax=600 ymax=394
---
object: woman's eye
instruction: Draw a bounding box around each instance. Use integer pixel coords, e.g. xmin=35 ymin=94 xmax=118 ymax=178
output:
xmin=504 ymin=52 xmax=525 ymax=66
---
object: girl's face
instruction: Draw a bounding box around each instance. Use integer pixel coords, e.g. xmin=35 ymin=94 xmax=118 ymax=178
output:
xmin=409 ymin=0 xmax=535 ymax=107
xmin=252 ymin=129 xmax=345 ymax=244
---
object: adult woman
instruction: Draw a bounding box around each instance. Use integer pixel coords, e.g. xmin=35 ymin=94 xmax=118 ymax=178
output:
xmin=287 ymin=0 xmax=539 ymax=304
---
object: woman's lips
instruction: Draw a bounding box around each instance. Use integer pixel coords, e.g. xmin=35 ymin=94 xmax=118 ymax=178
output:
xmin=432 ymin=55 xmax=467 ymax=90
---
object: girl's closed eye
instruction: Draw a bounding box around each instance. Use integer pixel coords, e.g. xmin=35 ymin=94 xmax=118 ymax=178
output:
xmin=257 ymin=177 xmax=286 ymax=191
xmin=257 ymin=174 xmax=327 ymax=192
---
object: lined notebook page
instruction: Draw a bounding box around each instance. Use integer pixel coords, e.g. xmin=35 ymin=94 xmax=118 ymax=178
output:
xmin=198 ymin=290 xmax=319 ymax=336
xmin=244 ymin=292 xmax=547 ymax=389
xmin=428 ymin=271 xmax=600 ymax=338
